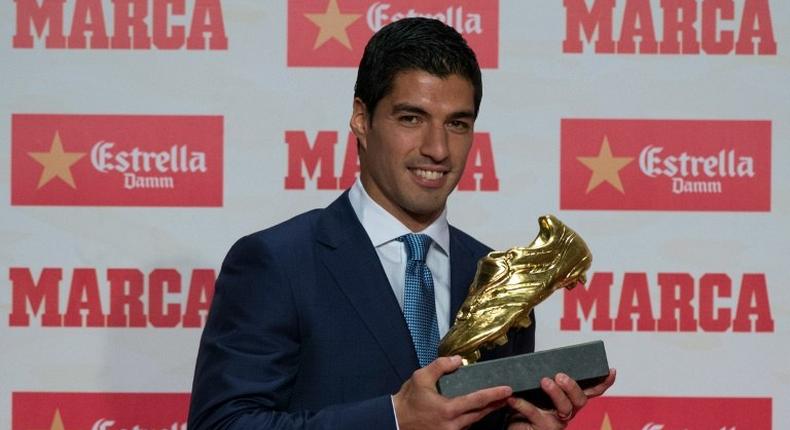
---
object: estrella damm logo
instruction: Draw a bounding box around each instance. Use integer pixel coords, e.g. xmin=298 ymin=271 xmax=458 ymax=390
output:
xmin=11 ymin=114 xmax=223 ymax=207
xmin=560 ymin=119 xmax=770 ymax=211
xmin=287 ymin=0 xmax=499 ymax=67
xmin=566 ymin=396 xmax=771 ymax=429
xmin=12 ymin=392 xmax=190 ymax=430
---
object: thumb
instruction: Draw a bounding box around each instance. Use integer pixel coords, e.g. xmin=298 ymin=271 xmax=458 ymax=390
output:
xmin=417 ymin=355 xmax=463 ymax=384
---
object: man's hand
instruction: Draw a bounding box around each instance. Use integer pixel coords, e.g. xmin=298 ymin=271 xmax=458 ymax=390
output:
xmin=506 ymin=369 xmax=616 ymax=430
xmin=393 ymin=356 xmax=512 ymax=430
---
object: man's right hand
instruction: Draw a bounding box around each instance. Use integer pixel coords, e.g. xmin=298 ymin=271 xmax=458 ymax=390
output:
xmin=393 ymin=356 xmax=513 ymax=430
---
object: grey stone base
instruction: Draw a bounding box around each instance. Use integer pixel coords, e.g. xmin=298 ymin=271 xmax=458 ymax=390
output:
xmin=437 ymin=340 xmax=609 ymax=409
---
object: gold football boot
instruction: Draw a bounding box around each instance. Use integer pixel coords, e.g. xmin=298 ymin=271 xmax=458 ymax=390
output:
xmin=438 ymin=215 xmax=592 ymax=364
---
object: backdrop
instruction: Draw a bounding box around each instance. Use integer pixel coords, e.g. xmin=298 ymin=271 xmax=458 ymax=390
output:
xmin=2 ymin=1 xmax=787 ymax=429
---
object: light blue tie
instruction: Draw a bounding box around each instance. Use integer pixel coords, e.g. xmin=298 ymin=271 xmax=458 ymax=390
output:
xmin=399 ymin=233 xmax=440 ymax=367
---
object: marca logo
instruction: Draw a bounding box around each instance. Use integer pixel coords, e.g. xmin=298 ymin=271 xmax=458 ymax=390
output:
xmin=11 ymin=114 xmax=223 ymax=206
xmin=13 ymin=0 xmax=228 ymax=50
xmin=284 ymin=130 xmax=499 ymax=191
xmin=560 ymin=119 xmax=770 ymax=211
xmin=561 ymin=272 xmax=774 ymax=333
xmin=12 ymin=392 xmax=189 ymax=430
xmin=287 ymin=0 xmax=498 ymax=67
xmin=563 ymin=0 xmax=777 ymax=54
xmin=566 ymin=396 xmax=771 ymax=429
xmin=8 ymin=267 xmax=215 ymax=328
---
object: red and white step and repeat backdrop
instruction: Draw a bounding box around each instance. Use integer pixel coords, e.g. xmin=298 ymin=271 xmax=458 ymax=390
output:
xmin=2 ymin=1 xmax=787 ymax=429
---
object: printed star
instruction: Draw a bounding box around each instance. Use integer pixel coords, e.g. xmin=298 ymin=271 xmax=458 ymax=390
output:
xmin=304 ymin=0 xmax=361 ymax=50
xmin=600 ymin=412 xmax=613 ymax=430
xmin=28 ymin=131 xmax=86 ymax=189
xmin=577 ymin=136 xmax=634 ymax=194
xmin=49 ymin=408 xmax=65 ymax=430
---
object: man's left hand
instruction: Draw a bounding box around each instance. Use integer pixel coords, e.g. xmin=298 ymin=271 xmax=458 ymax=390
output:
xmin=506 ymin=369 xmax=616 ymax=430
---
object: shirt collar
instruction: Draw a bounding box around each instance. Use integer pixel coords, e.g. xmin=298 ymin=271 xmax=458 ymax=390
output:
xmin=348 ymin=178 xmax=450 ymax=255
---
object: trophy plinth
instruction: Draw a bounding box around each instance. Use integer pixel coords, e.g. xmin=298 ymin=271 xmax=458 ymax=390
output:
xmin=437 ymin=341 xmax=609 ymax=409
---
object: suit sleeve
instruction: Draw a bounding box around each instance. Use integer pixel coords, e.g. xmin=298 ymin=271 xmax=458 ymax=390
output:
xmin=188 ymin=234 xmax=397 ymax=430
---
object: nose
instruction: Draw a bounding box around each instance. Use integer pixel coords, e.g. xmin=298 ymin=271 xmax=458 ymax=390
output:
xmin=420 ymin=123 xmax=450 ymax=162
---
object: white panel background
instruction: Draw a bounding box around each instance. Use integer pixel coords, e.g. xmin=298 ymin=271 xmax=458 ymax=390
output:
xmin=1 ymin=1 xmax=788 ymax=428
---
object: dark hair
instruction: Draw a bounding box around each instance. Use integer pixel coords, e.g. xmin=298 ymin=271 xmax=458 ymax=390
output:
xmin=354 ymin=17 xmax=482 ymax=119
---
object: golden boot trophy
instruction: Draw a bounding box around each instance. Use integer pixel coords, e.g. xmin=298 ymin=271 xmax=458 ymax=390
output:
xmin=436 ymin=215 xmax=608 ymax=405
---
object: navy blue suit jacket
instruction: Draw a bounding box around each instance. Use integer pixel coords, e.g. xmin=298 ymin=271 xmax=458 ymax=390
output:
xmin=188 ymin=192 xmax=535 ymax=429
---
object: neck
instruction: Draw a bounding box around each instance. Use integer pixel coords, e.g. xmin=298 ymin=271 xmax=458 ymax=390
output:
xmin=358 ymin=178 xmax=443 ymax=232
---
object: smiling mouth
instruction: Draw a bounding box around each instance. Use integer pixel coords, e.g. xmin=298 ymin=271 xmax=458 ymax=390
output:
xmin=412 ymin=168 xmax=446 ymax=181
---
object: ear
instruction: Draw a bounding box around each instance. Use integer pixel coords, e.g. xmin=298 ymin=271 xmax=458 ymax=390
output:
xmin=350 ymin=98 xmax=370 ymax=150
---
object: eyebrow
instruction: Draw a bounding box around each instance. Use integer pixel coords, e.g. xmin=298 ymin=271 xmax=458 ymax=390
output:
xmin=391 ymin=103 xmax=475 ymax=120
xmin=391 ymin=103 xmax=428 ymax=116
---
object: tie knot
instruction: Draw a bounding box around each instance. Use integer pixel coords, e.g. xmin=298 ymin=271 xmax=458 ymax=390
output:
xmin=399 ymin=233 xmax=432 ymax=262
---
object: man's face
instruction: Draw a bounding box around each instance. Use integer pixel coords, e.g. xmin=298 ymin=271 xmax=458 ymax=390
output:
xmin=351 ymin=70 xmax=476 ymax=231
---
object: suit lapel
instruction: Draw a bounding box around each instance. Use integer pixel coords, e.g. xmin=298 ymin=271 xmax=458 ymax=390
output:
xmin=449 ymin=228 xmax=481 ymax=327
xmin=316 ymin=193 xmax=419 ymax=381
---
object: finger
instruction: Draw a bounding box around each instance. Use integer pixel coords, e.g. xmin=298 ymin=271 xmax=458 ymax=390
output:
xmin=455 ymin=398 xmax=509 ymax=429
xmin=508 ymin=412 xmax=528 ymax=422
xmin=415 ymin=355 xmax=463 ymax=385
xmin=583 ymin=368 xmax=617 ymax=398
xmin=509 ymin=420 xmax=538 ymax=430
xmin=541 ymin=376 xmax=574 ymax=419
xmin=450 ymin=385 xmax=513 ymax=416
xmin=554 ymin=373 xmax=587 ymax=410
xmin=507 ymin=396 xmax=555 ymax=428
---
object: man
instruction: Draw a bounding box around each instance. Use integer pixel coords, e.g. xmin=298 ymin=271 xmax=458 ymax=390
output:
xmin=189 ymin=17 xmax=614 ymax=430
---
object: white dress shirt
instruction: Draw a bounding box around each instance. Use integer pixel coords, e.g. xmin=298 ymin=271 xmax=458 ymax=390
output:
xmin=348 ymin=178 xmax=454 ymax=429
xmin=348 ymin=178 xmax=452 ymax=338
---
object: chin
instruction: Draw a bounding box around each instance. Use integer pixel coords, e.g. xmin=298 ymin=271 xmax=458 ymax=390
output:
xmin=407 ymin=201 xmax=446 ymax=218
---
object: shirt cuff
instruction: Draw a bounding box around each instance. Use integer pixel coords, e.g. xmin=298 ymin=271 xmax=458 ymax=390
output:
xmin=390 ymin=395 xmax=401 ymax=430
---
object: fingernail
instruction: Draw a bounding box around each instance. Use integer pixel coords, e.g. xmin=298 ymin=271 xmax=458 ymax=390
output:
xmin=558 ymin=373 xmax=569 ymax=383
xmin=451 ymin=355 xmax=462 ymax=364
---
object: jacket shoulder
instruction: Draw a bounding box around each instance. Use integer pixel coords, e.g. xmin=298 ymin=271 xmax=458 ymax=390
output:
xmin=235 ymin=208 xmax=322 ymax=251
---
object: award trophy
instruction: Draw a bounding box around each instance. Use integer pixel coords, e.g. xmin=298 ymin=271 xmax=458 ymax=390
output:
xmin=436 ymin=215 xmax=609 ymax=408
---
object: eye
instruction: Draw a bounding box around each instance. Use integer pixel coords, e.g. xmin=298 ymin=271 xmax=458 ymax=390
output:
xmin=399 ymin=115 xmax=421 ymax=126
xmin=447 ymin=120 xmax=471 ymax=133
